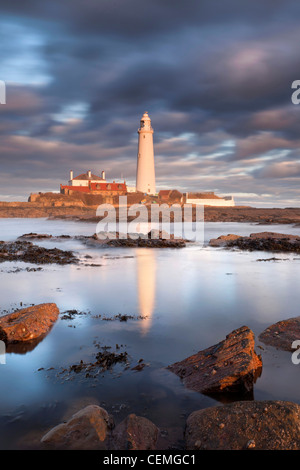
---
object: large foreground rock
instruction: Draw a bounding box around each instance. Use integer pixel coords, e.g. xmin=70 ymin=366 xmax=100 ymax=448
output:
xmin=41 ymin=405 xmax=113 ymax=450
xmin=167 ymin=326 xmax=262 ymax=396
xmin=186 ymin=400 xmax=300 ymax=450
xmin=259 ymin=316 xmax=300 ymax=351
xmin=111 ymin=414 xmax=159 ymax=450
xmin=41 ymin=407 xmax=159 ymax=450
xmin=0 ymin=303 xmax=59 ymax=344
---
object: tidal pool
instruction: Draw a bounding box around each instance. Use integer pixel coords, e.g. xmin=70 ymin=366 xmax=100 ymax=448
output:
xmin=0 ymin=218 xmax=300 ymax=449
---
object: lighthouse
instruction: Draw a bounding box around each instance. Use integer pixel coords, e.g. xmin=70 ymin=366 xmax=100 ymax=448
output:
xmin=136 ymin=111 xmax=156 ymax=195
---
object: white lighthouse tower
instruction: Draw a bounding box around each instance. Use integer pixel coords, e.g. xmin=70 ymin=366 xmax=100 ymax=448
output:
xmin=136 ymin=111 xmax=156 ymax=195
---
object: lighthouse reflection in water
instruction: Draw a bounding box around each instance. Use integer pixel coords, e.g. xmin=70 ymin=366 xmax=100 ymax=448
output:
xmin=136 ymin=249 xmax=156 ymax=336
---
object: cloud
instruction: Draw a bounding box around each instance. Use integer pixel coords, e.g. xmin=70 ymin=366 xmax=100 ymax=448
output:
xmin=1 ymin=1 xmax=300 ymax=204
xmin=232 ymin=133 xmax=300 ymax=160
xmin=255 ymin=161 xmax=300 ymax=178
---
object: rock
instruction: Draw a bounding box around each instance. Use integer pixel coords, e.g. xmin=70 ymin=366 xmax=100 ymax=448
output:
xmin=0 ymin=240 xmax=78 ymax=264
xmin=147 ymin=229 xmax=171 ymax=240
xmin=0 ymin=303 xmax=59 ymax=344
xmin=41 ymin=405 xmax=113 ymax=450
xmin=209 ymin=232 xmax=300 ymax=253
xmin=259 ymin=316 xmax=300 ymax=351
xmin=209 ymin=234 xmax=242 ymax=247
xmin=111 ymin=414 xmax=159 ymax=450
xmin=167 ymin=326 xmax=262 ymax=396
xmin=249 ymin=232 xmax=294 ymax=239
xmin=61 ymin=397 xmax=101 ymax=422
xmin=185 ymin=400 xmax=300 ymax=450
xmin=82 ymin=233 xmax=186 ymax=248
xmin=18 ymin=233 xmax=53 ymax=240
xmin=106 ymin=238 xmax=186 ymax=248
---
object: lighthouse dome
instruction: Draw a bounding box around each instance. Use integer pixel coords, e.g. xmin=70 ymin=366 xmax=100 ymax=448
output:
xmin=141 ymin=111 xmax=151 ymax=121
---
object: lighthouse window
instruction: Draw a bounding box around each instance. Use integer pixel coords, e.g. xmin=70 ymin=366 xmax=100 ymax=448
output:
xmin=143 ymin=135 xmax=145 ymax=138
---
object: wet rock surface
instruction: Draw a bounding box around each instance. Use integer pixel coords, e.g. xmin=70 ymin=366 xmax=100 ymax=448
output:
xmin=111 ymin=413 xmax=159 ymax=450
xmin=209 ymin=232 xmax=300 ymax=253
xmin=105 ymin=238 xmax=186 ymax=248
xmin=21 ymin=232 xmax=187 ymax=249
xmin=18 ymin=233 xmax=72 ymax=241
xmin=0 ymin=303 xmax=59 ymax=344
xmin=18 ymin=233 xmax=54 ymax=240
xmin=90 ymin=231 xmax=187 ymax=248
xmin=41 ymin=405 xmax=113 ymax=450
xmin=167 ymin=326 xmax=262 ymax=397
xmin=209 ymin=234 xmax=242 ymax=247
xmin=0 ymin=240 xmax=78 ymax=264
xmin=259 ymin=316 xmax=300 ymax=351
xmin=185 ymin=400 xmax=300 ymax=450
xmin=41 ymin=405 xmax=159 ymax=450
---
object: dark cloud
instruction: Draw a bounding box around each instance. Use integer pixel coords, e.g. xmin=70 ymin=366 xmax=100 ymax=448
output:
xmin=0 ymin=1 xmax=300 ymax=205
xmin=254 ymin=161 xmax=300 ymax=179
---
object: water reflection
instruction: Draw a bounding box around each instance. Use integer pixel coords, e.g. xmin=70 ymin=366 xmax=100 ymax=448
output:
xmin=6 ymin=336 xmax=46 ymax=355
xmin=136 ymin=249 xmax=156 ymax=336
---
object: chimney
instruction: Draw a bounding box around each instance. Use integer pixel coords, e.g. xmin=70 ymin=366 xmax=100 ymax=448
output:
xmin=87 ymin=170 xmax=91 ymax=178
xmin=70 ymin=170 xmax=73 ymax=180
xmin=101 ymin=170 xmax=106 ymax=180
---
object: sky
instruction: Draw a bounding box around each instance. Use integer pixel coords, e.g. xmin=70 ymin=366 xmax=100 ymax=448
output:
xmin=1 ymin=0 xmax=300 ymax=207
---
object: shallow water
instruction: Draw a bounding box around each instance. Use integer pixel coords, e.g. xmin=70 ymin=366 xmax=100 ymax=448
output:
xmin=0 ymin=218 xmax=300 ymax=449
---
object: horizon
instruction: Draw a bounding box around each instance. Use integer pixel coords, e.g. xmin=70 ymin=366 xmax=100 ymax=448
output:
xmin=1 ymin=1 xmax=300 ymax=207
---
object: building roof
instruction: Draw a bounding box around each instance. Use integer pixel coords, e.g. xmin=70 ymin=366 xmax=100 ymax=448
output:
xmin=61 ymin=182 xmax=127 ymax=193
xmin=187 ymin=192 xmax=222 ymax=200
xmin=73 ymin=173 xmax=104 ymax=181
xmin=158 ymin=190 xmax=172 ymax=196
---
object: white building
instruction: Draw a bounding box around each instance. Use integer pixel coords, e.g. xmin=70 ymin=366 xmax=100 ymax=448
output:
xmin=68 ymin=170 xmax=106 ymax=186
xmin=126 ymin=186 xmax=137 ymax=193
xmin=184 ymin=192 xmax=235 ymax=207
xmin=136 ymin=112 xmax=156 ymax=195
